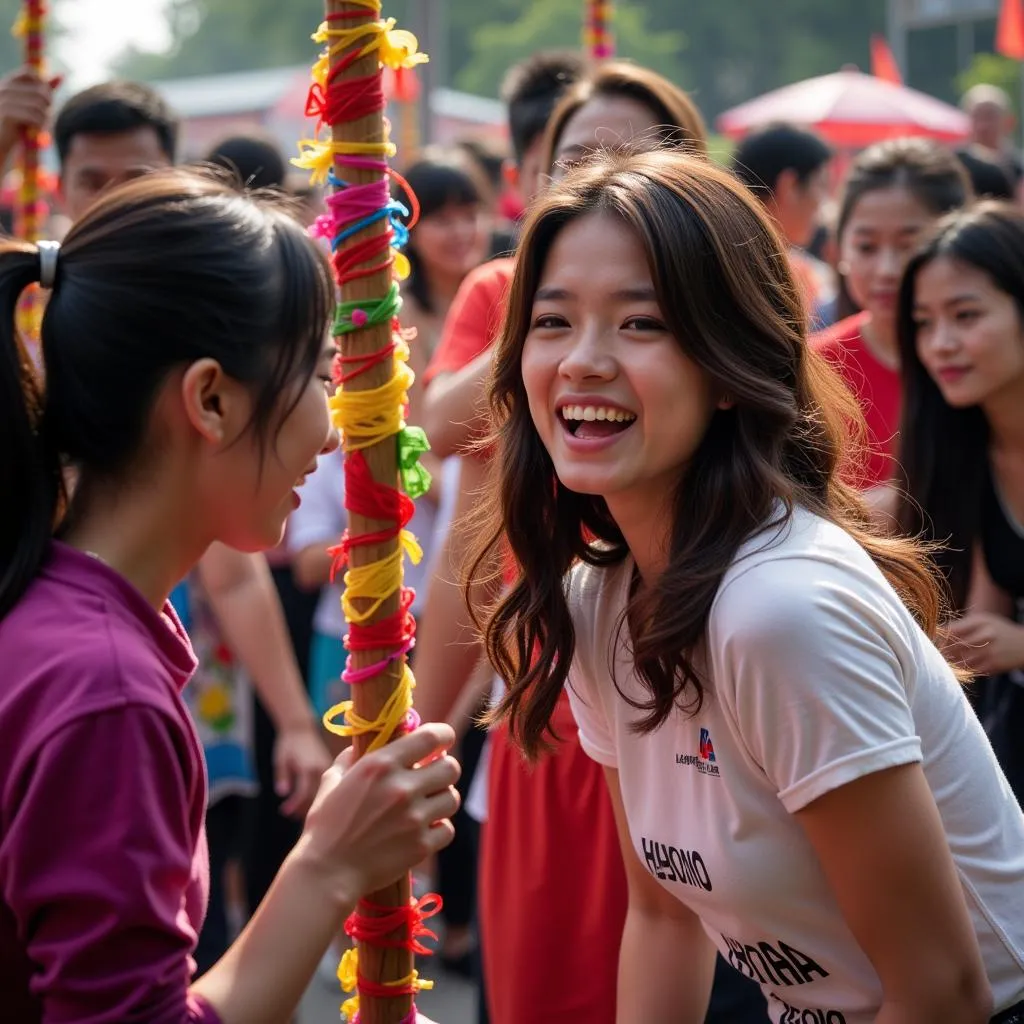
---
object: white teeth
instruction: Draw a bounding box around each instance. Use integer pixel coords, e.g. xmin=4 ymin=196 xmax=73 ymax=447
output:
xmin=560 ymin=405 xmax=636 ymax=423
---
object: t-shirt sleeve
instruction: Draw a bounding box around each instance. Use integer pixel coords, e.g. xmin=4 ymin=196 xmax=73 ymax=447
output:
xmin=287 ymin=449 xmax=345 ymax=554
xmin=564 ymin=565 xmax=619 ymax=768
xmin=710 ymin=557 xmax=923 ymax=813
xmin=424 ymin=262 xmax=510 ymax=384
xmin=1 ymin=705 xmax=222 ymax=1023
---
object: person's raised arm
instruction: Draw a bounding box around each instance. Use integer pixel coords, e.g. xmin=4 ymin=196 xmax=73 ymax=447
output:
xmin=604 ymin=767 xmax=717 ymax=1022
xmin=198 ymin=543 xmax=328 ymax=816
xmin=412 ymin=455 xmax=500 ymax=725
xmin=192 ymin=724 xmax=459 ymax=1024
xmin=422 ymin=347 xmax=493 ymax=458
xmin=0 ymin=66 xmax=59 ymax=173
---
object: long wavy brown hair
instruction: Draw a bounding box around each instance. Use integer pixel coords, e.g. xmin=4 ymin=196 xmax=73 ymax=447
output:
xmin=471 ymin=150 xmax=947 ymax=760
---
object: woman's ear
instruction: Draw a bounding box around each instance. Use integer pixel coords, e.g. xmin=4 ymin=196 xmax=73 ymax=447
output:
xmin=180 ymin=358 xmax=237 ymax=445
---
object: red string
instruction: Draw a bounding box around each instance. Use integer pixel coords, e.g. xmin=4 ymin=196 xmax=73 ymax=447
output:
xmin=345 ymin=894 xmax=442 ymax=956
xmin=356 ymin=976 xmax=419 ymax=999
xmin=332 ymin=232 xmax=395 ymax=288
xmin=388 ymin=166 xmax=421 ymax=231
xmin=307 ymin=71 xmax=385 ymax=130
xmin=345 ymin=450 xmax=415 ymax=524
xmin=333 ymin=340 xmax=396 ymax=385
xmin=346 ymin=588 xmax=416 ymax=651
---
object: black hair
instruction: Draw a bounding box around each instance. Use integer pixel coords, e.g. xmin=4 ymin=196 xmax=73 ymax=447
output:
xmin=398 ymin=147 xmax=486 ymax=315
xmin=731 ymin=121 xmax=833 ymax=197
xmin=835 ymin=137 xmax=971 ymax=321
xmin=203 ymin=131 xmax=288 ymax=191
xmin=955 ymin=147 xmax=1015 ymax=201
xmin=0 ymin=168 xmax=334 ymax=619
xmin=455 ymin=136 xmax=506 ymax=194
xmin=896 ymin=200 xmax=1024 ymax=609
xmin=54 ymin=80 xmax=179 ymax=164
xmin=500 ymin=50 xmax=586 ymax=164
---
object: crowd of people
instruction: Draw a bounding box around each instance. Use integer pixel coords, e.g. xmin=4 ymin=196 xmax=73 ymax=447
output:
xmin=0 ymin=35 xmax=1023 ymax=1024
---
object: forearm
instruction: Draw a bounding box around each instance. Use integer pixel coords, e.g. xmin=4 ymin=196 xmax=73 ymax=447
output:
xmin=873 ymin=988 xmax=992 ymax=1024
xmin=617 ymin=908 xmax=716 ymax=1023
xmin=413 ymin=457 xmax=500 ymax=724
xmin=200 ymin=549 xmax=315 ymax=731
xmin=191 ymin=847 xmax=352 ymax=1024
xmin=423 ymin=351 xmax=492 ymax=458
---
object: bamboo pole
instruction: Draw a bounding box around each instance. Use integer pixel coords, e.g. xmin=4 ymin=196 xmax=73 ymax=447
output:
xmin=14 ymin=0 xmax=45 ymax=347
xmin=583 ymin=0 xmax=615 ymax=62
xmin=329 ymin=3 xmax=413 ymax=1021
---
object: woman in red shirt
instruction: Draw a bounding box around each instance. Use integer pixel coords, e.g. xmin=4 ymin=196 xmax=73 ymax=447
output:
xmin=812 ymin=138 xmax=970 ymax=489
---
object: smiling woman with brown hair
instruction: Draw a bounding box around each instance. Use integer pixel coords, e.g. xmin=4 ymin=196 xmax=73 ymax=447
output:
xmin=472 ymin=149 xmax=1024 ymax=1024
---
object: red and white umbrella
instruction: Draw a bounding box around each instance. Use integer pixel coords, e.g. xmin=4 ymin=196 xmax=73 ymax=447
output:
xmin=717 ymin=69 xmax=970 ymax=148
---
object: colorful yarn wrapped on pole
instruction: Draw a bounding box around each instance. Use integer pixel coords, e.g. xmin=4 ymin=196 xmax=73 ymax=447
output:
xmin=12 ymin=0 xmax=46 ymax=344
xmin=292 ymin=2 xmax=436 ymax=1022
xmin=583 ymin=0 xmax=615 ymax=61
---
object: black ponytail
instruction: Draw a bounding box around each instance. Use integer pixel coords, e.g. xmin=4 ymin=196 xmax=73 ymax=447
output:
xmin=0 ymin=167 xmax=334 ymax=621
xmin=0 ymin=245 xmax=64 ymax=619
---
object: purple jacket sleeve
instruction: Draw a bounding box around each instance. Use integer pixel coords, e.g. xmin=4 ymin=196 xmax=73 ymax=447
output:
xmin=1 ymin=706 xmax=223 ymax=1023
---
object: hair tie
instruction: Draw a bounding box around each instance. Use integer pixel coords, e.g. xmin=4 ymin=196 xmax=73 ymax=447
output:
xmin=37 ymin=241 xmax=59 ymax=289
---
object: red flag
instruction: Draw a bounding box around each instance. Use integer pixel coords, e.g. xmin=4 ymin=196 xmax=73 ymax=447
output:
xmin=997 ymin=0 xmax=1024 ymax=61
xmin=870 ymin=34 xmax=903 ymax=84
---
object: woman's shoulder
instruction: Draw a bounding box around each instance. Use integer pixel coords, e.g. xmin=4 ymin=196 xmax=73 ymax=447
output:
xmin=565 ymin=556 xmax=632 ymax=655
xmin=711 ymin=507 xmax=909 ymax=644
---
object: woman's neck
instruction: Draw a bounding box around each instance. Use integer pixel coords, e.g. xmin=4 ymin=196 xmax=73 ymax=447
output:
xmin=62 ymin=475 xmax=207 ymax=611
xmin=605 ymin=489 xmax=673 ymax=585
xmin=859 ymin=313 xmax=900 ymax=371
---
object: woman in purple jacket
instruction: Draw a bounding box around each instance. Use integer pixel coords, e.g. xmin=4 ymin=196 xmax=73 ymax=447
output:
xmin=0 ymin=168 xmax=459 ymax=1023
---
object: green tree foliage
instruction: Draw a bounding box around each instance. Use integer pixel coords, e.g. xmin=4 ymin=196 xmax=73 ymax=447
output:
xmin=957 ymin=51 xmax=1021 ymax=119
xmin=113 ymin=0 xmax=325 ymax=80
xmin=455 ymin=0 xmax=686 ymax=98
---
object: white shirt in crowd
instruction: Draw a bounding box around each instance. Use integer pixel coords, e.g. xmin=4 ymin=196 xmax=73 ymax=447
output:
xmin=567 ymin=505 xmax=1024 ymax=1024
xmin=288 ymin=450 xmax=457 ymax=637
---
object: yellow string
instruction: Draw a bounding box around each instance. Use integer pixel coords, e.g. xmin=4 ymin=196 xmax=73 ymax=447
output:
xmin=329 ymin=359 xmax=414 ymax=451
xmin=324 ymin=662 xmax=413 ymax=751
xmin=337 ymin=947 xmax=435 ymax=1023
xmin=293 ymin=138 xmax=397 ymax=186
xmin=339 ymin=547 xmax=404 ymax=623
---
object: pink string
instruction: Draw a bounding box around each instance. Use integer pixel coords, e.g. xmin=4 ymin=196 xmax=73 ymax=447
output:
xmin=336 ymin=155 xmax=390 ymax=173
xmin=342 ymin=636 xmax=416 ymax=684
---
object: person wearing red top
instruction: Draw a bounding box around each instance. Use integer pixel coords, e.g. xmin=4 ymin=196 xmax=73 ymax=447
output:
xmin=810 ymin=138 xmax=970 ymax=490
xmin=813 ymin=311 xmax=900 ymax=489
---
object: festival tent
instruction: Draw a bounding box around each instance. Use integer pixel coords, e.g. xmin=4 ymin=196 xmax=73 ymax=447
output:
xmin=717 ymin=69 xmax=970 ymax=148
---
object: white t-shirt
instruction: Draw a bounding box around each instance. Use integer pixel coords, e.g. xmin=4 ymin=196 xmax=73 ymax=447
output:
xmin=567 ymin=506 xmax=1024 ymax=1024
xmin=288 ymin=447 xmax=347 ymax=638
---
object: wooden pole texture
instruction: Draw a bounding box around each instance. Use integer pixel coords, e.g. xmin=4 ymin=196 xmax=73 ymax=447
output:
xmin=330 ymin=3 xmax=412 ymax=1021
xmin=14 ymin=0 xmax=44 ymax=243
xmin=14 ymin=0 xmax=45 ymax=348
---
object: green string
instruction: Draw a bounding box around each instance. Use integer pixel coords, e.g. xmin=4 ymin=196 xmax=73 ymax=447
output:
xmin=397 ymin=426 xmax=432 ymax=499
xmin=332 ymin=281 xmax=403 ymax=337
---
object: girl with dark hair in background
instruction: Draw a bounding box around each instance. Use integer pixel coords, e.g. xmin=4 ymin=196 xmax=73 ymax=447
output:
xmin=474 ymin=149 xmax=1024 ymax=1023
xmin=0 ymin=168 xmax=459 ymax=1023
xmin=894 ymin=200 xmax=1024 ymax=808
xmin=813 ymin=138 xmax=971 ymax=489
xmin=398 ymin=145 xmax=490 ymax=359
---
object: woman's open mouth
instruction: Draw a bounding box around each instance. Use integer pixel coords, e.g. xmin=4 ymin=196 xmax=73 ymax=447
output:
xmin=559 ymin=404 xmax=637 ymax=442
